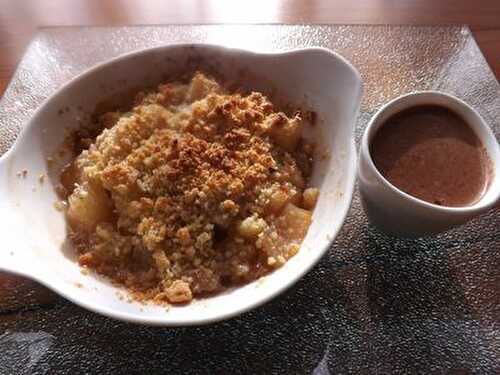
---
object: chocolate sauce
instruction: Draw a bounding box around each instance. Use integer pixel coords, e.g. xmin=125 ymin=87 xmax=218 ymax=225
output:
xmin=371 ymin=105 xmax=491 ymax=207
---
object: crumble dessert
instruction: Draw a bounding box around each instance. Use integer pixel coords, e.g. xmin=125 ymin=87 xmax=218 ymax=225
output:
xmin=60 ymin=72 xmax=319 ymax=304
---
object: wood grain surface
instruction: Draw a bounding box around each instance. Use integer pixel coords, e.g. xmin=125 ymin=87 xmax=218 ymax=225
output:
xmin=0 ymin=0 xmax=499 ymax=97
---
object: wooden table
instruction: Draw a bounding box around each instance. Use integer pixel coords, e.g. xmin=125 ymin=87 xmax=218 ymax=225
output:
xmin=0 ymin=0 xmax=499 ymax=97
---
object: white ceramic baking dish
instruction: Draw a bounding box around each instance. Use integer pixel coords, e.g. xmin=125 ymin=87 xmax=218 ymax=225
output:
xmin=0 ymin=44 xmax=362 ymax=325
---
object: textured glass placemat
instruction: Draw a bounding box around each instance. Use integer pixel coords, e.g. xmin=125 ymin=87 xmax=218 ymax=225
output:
xmin=0 ymin=25 xmax=499 ymax=374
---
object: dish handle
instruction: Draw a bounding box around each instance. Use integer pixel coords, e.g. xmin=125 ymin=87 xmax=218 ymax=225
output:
xmin=0 ymin=157 xmax=32 ymax=278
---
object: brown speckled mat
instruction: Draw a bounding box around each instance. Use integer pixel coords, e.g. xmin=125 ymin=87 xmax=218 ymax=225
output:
xmin=0 ymin=26 xmax=499 ymax=374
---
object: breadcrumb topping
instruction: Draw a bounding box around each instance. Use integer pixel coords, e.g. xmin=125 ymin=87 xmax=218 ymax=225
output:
xmin=62 ymin=72 xmax=319 ymax=304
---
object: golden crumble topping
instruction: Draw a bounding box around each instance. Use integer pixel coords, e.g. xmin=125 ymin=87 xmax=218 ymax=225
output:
xmin=61 ymin=72 xmax=319 ymax=304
